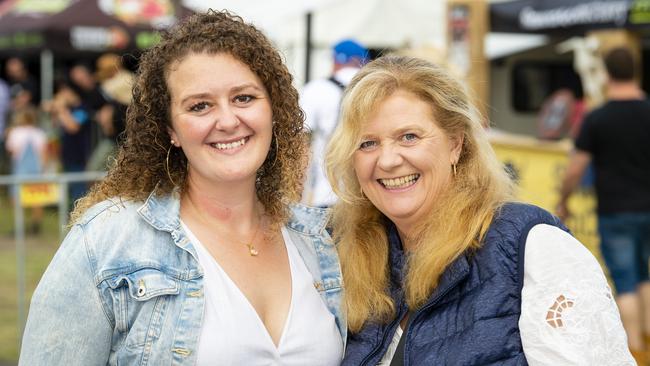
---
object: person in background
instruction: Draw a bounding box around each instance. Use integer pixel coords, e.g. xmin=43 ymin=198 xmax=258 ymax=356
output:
xmin=0 ymin=76 xmax=9 ymax=137
xmin=87 ymin=53 xmax=134 ymax=170
xmin=19 ymin=10 xmax=344 ymax=365
xmin=69 ymin=62 xmax=111 ymax=166
xmin=4 ymin=57 xmax=38 ymax=176
xmin=0 ymin=76 xmax=10 ymax=174
xmin=6 ymin=57 xmax=38 ymax=109
xmin=326 ymin=55 xmax=633 ymax=365
xmin=5 ymin=107 xmax=47 ymax=234
xmin=301 ymin=39 xmax=368 ymax=207
xmin=48 ymin=82 xmax=92 ymax=205
xmin=558 ymin=47 xmax=650 ymax=365
xmin=69 ymin=62 xmax=108 ymax=116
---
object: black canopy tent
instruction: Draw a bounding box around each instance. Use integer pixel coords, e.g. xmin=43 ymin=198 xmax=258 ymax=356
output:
xmin=490 ymin=0 xmax=650 ymax=35
xmin=0 ymin=0 xmax=194 ymax=100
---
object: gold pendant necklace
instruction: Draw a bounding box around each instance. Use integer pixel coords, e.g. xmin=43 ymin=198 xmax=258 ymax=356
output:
xmin=245 ymin=216 xmax=262 ymax=257
xmin=246 ymin=243 xmax=259 ymax=256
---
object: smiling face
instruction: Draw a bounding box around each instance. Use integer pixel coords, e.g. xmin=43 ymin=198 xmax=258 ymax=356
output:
xmin=167 ymin=52 xmax=273 ymax=188
xmin=353 ymin=90 xmax=463 ymax=234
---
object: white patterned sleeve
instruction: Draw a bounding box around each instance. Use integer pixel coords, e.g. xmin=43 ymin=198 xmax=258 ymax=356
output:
xmin=519 ymin=224 xmax=635 ymax=365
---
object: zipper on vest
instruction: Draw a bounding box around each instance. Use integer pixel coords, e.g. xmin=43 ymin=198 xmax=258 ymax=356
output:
xmin=399 ymin=273 xmax=464 ymax=365
xmin=359 ymin=303 xmax=406 ymax=366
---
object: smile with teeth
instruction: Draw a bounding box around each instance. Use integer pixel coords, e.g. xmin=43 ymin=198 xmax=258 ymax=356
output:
xmin=210 ymin=137 xmax=248 ymax=150
xmin=378 ymin=174 xmax=420 ymax=189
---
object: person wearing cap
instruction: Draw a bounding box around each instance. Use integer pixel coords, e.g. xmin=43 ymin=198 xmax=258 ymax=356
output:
xmin=301 ymin=39 xmax=368 ymax=207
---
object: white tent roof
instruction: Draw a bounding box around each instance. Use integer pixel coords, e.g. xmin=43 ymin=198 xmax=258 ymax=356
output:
xmin=486 ymin=33 xmax=549 ymax=60
xmin=184 ymin=0 xmax=445 ymax=48
xmin=182 ymin=1 xmax=550 ymax=82
xmin=183 ymin=0 xmax=446 ymax=82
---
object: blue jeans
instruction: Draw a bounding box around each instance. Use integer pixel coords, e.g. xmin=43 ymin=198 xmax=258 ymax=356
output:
xmin=598 ymin=211 xmax=650 ymax=294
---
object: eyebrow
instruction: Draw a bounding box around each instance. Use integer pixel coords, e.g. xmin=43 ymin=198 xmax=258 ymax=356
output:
xmin=178 ymin=83 xmax=265 ymax=105
xmin=179 ymin=93 xmax=211 ymax=105
xmin=393 ymin=124 xmax=426 ymax=134
xmin=358 ymin=124 xmax=425 ymax=139
xmin=231 ymin=83 xmax=265 ymax=94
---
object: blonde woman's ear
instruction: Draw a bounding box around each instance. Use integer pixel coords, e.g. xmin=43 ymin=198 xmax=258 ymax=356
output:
xmin=450 ymin=133 xmax=464 ymax=160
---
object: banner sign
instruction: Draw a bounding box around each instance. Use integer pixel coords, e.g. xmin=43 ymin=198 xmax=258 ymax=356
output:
xmin=491 ymin=0 xmax=650 ymax=34
xmin=19 ymin=183 xmax=60 ymax=207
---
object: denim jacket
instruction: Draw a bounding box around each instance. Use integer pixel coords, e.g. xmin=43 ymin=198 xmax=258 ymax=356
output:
xmin=19 ymin=189 xmax=346 ymax=365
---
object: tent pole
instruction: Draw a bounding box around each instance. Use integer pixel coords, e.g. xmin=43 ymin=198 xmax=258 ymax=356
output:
xmin=40 ymin=49 xmax=53 ymax=102
xmin=304 ymin=11 xmax=313 ymax=83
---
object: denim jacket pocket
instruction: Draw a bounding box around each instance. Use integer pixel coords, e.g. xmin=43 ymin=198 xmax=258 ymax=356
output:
xmin=109 ymin=268 xmax=180 ymax=301
xmin=106 ymin=268 xmax=181 ymax=351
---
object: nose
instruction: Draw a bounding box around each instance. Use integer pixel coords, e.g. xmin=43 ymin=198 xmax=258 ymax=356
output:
xmin=214 ymin=104 xmax=240 ymax=131
xmin=377 ymin=143 xmax=403 ymax=171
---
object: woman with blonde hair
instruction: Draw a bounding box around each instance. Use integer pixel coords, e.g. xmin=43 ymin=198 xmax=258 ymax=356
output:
xmin=327 ymin=55 xmax=632 ymax=365
xmin=19 ymin=10 xmax=344 ymax=365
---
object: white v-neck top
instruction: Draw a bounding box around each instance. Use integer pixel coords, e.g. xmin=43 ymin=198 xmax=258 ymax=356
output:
xmin=181 ymin=222 xmax=343 ymax=366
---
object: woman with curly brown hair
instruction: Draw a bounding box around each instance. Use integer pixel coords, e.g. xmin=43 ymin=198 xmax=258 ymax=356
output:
xmin=19 ymin=10 xmax=344 ymax=366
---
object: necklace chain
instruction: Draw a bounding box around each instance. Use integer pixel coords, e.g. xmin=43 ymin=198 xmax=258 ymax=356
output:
xmin=184 ymin=196 xmax=264 ymax=257
xmin=244 ymin=214 xmax=263 ymax=256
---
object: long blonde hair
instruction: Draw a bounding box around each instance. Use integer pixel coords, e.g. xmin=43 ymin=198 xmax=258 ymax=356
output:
xmin=326 ymin=55 xmax=515 ymax=332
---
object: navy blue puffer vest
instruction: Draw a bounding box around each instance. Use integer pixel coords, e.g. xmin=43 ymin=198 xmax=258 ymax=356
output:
xmin=342 ymin=203 xmax=568 ymax=366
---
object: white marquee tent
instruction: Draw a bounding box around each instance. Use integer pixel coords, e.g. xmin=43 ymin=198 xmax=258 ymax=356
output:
xmin=183 ymin=0 xmax=447 ymax=84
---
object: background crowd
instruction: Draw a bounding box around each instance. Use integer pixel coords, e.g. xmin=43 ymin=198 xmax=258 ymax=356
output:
xmin=0 ymin=54 xmax=134 ymax=230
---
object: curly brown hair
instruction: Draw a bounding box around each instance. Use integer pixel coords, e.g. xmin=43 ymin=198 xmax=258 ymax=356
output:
xmin=71 ymin=10 xmax=308 ymax=225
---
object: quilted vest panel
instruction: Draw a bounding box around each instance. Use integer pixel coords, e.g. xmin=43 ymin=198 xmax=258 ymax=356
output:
xmin=343 ymin=203 xmax=567 ymax=366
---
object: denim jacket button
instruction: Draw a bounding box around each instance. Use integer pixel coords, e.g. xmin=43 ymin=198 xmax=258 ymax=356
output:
xmin=137 ymin=280 xmax=146 ymax=297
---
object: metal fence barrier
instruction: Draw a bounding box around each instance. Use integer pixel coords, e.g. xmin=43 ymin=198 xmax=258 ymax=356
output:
xmin=0 ymin=171 xmax=107 ymax=344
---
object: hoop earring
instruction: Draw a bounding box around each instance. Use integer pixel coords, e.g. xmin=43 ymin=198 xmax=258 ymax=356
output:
xmin=166 ymin=141 xmax=179 ymax=187
xmin=452 ymin=163 xmax=457 ymax=177
xmin=270 ymin=128 xmax=279 ymax=169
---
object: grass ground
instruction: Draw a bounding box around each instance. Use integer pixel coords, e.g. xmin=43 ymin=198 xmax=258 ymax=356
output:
xmin=0 ymin=192 xmax=61 ymax=364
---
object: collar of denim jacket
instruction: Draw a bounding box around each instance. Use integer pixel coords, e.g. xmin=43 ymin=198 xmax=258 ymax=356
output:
xmin=137 ymin=185 xmax=181 ymax=233
xmin=286 ymin=203 xmax=331 ymax=236
xmin=136 ymin=185 xmax=331 ymax=237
